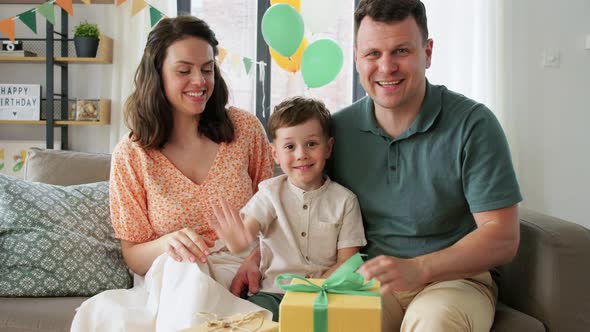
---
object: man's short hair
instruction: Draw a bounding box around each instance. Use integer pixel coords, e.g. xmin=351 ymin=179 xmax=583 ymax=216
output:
xmin=268 ymin=96 xmax=331 ymax=141
xmin=354 ymin=0 xmax=429 ymax=44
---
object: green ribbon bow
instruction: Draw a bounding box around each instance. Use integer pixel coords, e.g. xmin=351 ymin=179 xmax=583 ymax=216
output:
xmin=276 ymin=253 xmax=380 ymax=332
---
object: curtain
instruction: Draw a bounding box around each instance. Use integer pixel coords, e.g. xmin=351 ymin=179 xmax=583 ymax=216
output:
xmin=423 ymin=0 xmax=517 ymax=169
xmin=108 ymin=1 xmax=177 ymax=152
xmin=422 ymin=0 xmax=505 ymax=121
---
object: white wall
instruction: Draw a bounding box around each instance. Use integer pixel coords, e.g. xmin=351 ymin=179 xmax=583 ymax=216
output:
xmin=0 ymin=4 xmax=115 ymax=154
xmin=506 ymin=0 xmax=590 ymax=228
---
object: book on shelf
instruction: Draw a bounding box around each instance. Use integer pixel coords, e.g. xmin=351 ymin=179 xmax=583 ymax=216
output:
xmin=0 ymin=50 xmax=37 ymax=57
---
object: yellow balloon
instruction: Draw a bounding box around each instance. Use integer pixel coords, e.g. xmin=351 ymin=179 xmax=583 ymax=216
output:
xmin=270 ymin=37 xmax=308 ymax=73
xmin=270 ymin=0 xmax=301 ymax=12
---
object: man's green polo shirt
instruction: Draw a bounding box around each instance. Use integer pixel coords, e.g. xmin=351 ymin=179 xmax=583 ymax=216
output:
xmin=329 ymin=82 xmax=522 ymax=259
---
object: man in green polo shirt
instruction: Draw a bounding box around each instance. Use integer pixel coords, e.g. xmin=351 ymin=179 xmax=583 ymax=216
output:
xmin=327 ymin=0 xmax=522 ymax=330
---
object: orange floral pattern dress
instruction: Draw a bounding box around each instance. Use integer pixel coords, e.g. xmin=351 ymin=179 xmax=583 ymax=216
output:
xmin=110 ymin=108 xmax=274 ymax=243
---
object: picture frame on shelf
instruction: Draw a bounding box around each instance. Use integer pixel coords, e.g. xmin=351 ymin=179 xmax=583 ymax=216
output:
xmin=75 ymin=99 xmax=100 ymax=121
xmin=0 ymin=84 xmax=41 ymax=120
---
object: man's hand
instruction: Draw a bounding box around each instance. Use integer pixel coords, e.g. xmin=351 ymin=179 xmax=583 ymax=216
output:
xmin=230 ymin=247 xmax=262 ymax=298
xmin=357 ymin=255 xmax=426 ymax=295
xmin=164 ymin=227 xmax=215 ymax=263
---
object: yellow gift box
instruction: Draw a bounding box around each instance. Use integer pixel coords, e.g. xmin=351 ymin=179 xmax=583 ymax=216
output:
xmin=179 ymin=311 xmax=279 ymax=332
xmin=279 ymin=278 xmax=381 ymax=332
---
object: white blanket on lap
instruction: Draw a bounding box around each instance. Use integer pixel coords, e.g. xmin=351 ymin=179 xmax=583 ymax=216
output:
xmin=71 ymin=242 xmax=270 ymax=332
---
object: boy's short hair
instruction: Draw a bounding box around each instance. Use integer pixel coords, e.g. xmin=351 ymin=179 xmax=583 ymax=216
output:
xmin=268 ymin=96 xmax=331 ymax=140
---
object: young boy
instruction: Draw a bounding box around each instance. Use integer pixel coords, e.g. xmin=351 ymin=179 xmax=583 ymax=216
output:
xmin=210 ymin=96 xmax=366 ymax=321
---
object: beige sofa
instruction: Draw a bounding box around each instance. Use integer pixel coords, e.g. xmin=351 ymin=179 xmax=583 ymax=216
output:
xmin=1 ymin=148 xmax=589 ymax=332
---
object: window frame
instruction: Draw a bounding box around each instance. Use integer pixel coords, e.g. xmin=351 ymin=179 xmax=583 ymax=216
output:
xmin=352 ymin=0 xmax=364 ymax=102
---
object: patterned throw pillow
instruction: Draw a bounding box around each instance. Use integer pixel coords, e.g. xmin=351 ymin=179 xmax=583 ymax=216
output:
xmin=0 ymin=175 xmax=132 ymax=296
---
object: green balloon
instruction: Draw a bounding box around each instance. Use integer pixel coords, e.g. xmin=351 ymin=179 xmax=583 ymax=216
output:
xmin=261 ymin=4 xmax=304 ymax=57
xmin=301 ymin=39 xmax=343 ymax=88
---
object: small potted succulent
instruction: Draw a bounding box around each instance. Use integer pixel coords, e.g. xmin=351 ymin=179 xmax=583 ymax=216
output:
xmin=73 ymin=20 xmax=100 ymax=58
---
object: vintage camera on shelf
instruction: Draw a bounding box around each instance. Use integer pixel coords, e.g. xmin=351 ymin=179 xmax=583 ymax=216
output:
xmin=1 ymin=40 xmax=23 ymax=51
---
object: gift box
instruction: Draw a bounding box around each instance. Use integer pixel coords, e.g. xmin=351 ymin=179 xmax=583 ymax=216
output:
xmin=278 ymin=254 xmax=382 ymax=332
xmin=179 ymin=311 xmax=279 ymax=332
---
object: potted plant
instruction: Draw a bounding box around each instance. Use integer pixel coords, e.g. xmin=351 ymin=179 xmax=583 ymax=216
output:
xmin=73 ymin=20 xmax=100 ymax=58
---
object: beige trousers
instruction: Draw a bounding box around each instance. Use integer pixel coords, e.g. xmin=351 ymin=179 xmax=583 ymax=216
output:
xmin=381 ymin=272 xmax=497 ymax=332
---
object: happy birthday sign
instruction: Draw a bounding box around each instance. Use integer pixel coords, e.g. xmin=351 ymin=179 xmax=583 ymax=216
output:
xmin=0 ymin=84 xmax=41 ymax=121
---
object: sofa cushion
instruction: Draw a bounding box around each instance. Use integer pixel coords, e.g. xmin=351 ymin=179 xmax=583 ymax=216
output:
xmin=0 ymin=174 xmax=132 ymax=296
xmin=24 ymin=148 xmax=111 ymax=186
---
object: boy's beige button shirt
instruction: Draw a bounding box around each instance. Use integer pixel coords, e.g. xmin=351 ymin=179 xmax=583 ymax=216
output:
xmin=241 ymin=174 xmax=366 ymax=294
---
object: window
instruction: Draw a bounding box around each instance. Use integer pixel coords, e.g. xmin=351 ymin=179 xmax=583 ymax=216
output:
xmin=188 ymin=0 xmax=357 ymax=126
xmin=190 ymin=0 xmax=259 ymax=113
xmin=270 ymin=2 xmax=355 ymax=114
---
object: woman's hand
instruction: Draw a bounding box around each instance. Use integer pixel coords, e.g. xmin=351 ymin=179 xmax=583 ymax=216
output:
xmin=163 ymin=228 xmax=215 ymax=263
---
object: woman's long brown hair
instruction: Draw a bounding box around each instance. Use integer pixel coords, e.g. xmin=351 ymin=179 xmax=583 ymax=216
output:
xmin=124 ymin=15 xmax=234 ymax=150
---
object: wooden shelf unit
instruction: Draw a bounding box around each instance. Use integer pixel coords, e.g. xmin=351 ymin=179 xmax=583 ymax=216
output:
xmin=0 ymin=36 xmax=113 ymax=64
xmin=0 ymin=5 xmax=113 ymax=149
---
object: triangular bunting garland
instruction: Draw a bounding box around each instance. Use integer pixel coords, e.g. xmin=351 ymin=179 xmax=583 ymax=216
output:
xmin=231 ymin=54 xmax=241 ymax=73
xmin=149 ymin=6 xmax=164 ymax=27
xmin=37 ymin=2 xmax=56 ymax=26
xmin=0 ymin=17 xmax=15 ymax=42
xmin=18 ymin=9 xmax=37 ymax=34
xmin=131 ymin=0 xmax=147 ymax=17
xmin=55 ymin=0 xmax=74 ymax=16
xmin=243 ymin=57 xmax=253 ymax=75
xmin=217 ymin=47 xmax=228 ymax=64
xmin=217 ymin=47 xmax=264 ymax=76
xmin=0 ymin=0 xmax=264 ymax=69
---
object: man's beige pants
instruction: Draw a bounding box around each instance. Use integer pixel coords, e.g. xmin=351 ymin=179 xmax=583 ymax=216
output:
xmin=381 ymin=272 xmax=497 ymax=332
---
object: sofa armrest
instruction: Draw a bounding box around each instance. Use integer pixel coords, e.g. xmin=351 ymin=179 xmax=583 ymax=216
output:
xmin=497 ymin=208 xmax=590 ymax=332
